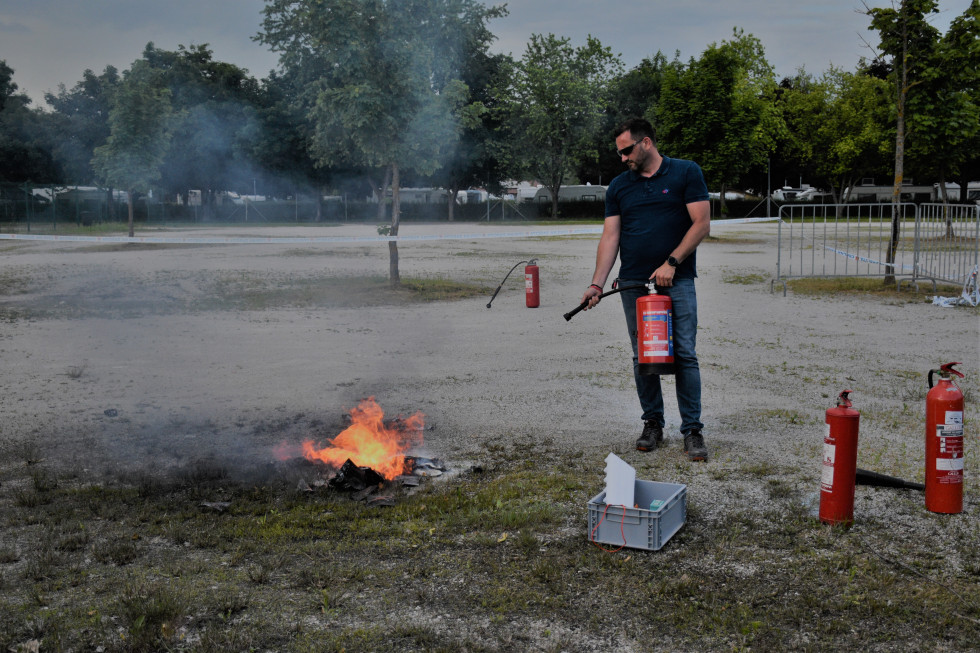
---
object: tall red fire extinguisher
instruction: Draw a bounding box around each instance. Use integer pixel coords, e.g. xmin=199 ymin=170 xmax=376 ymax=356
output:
xmin=524 ymin=259 xmax=540 ymax=308
xmin=636 ymin=283 xmax=674 ymax=375
xmin=820 ymin=390 xmax=860 ymax=526
xmin=925 ymin=362 xmax=965 ymax=514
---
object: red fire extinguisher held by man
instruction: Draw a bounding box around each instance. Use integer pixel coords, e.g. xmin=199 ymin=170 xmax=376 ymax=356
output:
xmin=925 ymin=362 xmax=965 ymax=514
xmin=820 ymin=390 xmax=860 ymax=526
xmin=636 ymin=283 xmax=674 ymax=375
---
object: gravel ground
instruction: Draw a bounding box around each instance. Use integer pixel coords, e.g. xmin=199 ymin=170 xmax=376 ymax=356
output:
xmin=0 ymin=220 xmax=977 ymax=514
xmin=2 ymin=220 xmax=979 ymax=651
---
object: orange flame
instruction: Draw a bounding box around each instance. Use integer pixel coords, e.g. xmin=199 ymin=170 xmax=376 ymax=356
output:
xmin=297 ymin=397 xmax=424 ymax=480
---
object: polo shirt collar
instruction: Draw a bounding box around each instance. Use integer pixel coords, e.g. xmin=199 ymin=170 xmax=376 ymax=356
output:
xmin=629 ymin=155 xmax=672 ymax=181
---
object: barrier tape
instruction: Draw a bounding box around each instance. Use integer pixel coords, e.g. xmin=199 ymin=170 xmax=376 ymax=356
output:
xmin=0 ymin=217 xmax=776 ymax=245
xmin=820 ymin=244 xmax=916 ymax=272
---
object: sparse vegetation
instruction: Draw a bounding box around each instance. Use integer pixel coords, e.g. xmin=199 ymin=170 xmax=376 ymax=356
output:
xmin=0 ymin=441 xmax=976 ymax=652
xmin=787 ymin=276 xmax=968 ymax=303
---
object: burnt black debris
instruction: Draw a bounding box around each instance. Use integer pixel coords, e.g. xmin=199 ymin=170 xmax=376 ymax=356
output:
xmin=328 ymin=459 xmax=385 ymax=492
xmin=288 ymin=455 xmax=450 ymax=506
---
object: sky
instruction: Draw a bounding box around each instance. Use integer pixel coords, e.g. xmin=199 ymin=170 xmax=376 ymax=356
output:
xmin=0 ymin=0 xmax=967 ymax=107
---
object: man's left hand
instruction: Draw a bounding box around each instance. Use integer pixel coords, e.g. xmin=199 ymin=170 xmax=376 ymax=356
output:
xmin=652 ymin=263 xmax=675 ymax=287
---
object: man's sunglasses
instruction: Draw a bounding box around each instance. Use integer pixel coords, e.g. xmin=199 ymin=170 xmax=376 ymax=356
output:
xmin=616 ymin=139 xmax=644 ymax=157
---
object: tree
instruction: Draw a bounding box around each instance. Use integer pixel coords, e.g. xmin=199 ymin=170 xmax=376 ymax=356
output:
xmin=258 ymin=0 xmax=505 ymax=284
xmin=428 ymin=50 xmax=512 ymax=221
xmin=494 ymin=34 xmax=622 ymax=219
xmin=774 ymin=66 xmax=892 ymax=204
xmin=44 ymin=66 xmax=120 ymax=185
xmin=942 ymin=1 xmax=980 ymax=205
xmin=140 ymin=44 xmax=266 ymax=217
xmin=92 ymin=60 xmax=173 ymax=237
xmin=866 ymin=0 xmax=941 ymax=284
xmin=578 ymin=53 xmax=673 ymax=187
xmin=906 ymin=0 xmax=980 ymax=215
xmin=0 ymin=60 xmax=60 ymax=183
xmin=658 ymin=29 xmax=784 ymax=216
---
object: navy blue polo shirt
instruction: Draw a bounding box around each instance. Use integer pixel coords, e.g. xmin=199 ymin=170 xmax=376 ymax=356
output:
xmin=604 ymin=156 xmax=709 ymax=280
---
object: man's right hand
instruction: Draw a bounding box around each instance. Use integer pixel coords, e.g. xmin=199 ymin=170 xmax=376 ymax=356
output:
xmin=581 ymin=285 xmax=602 ymax=310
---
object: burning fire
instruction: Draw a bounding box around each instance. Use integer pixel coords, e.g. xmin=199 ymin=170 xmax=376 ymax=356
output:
xmin=284 ymin=397 xmax=424 ymax=480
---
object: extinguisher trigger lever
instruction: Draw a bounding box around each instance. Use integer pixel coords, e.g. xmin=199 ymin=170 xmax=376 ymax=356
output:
xmin=837 ymin=390 xmax=853 ymax=407
xmin=941 ymin=362 xmax=964 ymax=378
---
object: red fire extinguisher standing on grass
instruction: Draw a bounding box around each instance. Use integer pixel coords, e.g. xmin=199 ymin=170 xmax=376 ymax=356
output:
xmin=925 ymin=362 xmax=965 ymax=514
xmin=524 ymin=259 xmax=539 ymax=308
xmin=636 ymin=284 xmax=674 ymax=375
xmin=820 ymin=390 xmax=860 ymax=526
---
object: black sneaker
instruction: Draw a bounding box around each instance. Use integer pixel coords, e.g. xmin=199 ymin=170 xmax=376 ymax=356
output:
xmin=683 ymin=429 xmax=708 ymax=462
xmin=635 ymin=421 xmax=664 ymax=451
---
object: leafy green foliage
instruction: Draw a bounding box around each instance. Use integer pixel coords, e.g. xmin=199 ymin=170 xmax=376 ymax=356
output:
xmin=494 ymin=34 xmax=623 ymax=218
xmin=0 ymin=60 xmax=60 ymax=183
xmin=92 ymin=59 xmax=173 ymax=235
xmin=658 ymin=29 xmax=784 ymax=209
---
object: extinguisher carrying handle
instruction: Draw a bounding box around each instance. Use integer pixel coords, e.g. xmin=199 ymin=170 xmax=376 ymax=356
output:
xmin=563 ymin=283 xmax=649 ymax=321
xmin=928 ymin=362 xmax=964 ymax=388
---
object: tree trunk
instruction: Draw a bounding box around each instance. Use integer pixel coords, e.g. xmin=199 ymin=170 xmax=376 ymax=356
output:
xmin=937 ymin=169 xmax=955 ymax=238
xmin=105 ymin=187 xmax=113 ymax=224
xmin=127 ymin=191 xmax=135 ymax=238
xmin=389 ymin=163 xmax=401 ymax=286
xmin=447 ymin=190 xmax=456 ymax=222
xmin=376 ymin=166 xmax=391 ymax=222
xmin=885 ymin=5 xmax=909 ymax=288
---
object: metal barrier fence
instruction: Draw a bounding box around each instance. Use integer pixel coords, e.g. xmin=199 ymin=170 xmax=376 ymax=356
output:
xmin=774 ymin=203 xmax=980 ymax=294
xmin=914 ymin=203 xmax=980 ymax=287
xmin=775 ymin=203 xmax=917 ymax=290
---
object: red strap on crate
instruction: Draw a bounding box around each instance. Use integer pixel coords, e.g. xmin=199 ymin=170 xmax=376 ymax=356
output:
xmin=590 ymin=503 xmax=628 ymax=553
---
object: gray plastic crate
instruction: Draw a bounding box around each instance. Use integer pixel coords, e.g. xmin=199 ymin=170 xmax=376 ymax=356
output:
xmin=587 ymin=479 xmax=686 ymax=551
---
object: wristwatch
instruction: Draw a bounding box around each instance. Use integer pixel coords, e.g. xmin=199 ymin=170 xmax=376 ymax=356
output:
xmin=667 ymin=256 xmax=679 ymax=268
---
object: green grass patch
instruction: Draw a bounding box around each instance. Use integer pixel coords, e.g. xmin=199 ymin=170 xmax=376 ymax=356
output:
xmin=723 ymin=271 xmax=770 ymax=285
xmin=787 ymin=276 xmax=963 ymax=301
xmin=0 ymin=447 xmax=976 ymax=652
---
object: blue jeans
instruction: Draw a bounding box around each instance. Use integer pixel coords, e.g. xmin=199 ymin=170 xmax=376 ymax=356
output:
xmin=619 ymin=278 xmax=703 ymax=433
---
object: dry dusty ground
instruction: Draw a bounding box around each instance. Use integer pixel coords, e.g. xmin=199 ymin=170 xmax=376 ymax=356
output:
xmin=1 ymin=221 xmax=975 ymax=477
xmin=0 ymin=220 xmax=978 ymax=650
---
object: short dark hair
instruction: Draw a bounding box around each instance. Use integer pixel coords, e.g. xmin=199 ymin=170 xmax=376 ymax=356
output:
xmin=614 ymin=117 xmax=658 ymax=148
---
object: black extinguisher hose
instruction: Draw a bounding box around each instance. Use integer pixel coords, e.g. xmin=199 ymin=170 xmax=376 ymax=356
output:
xmin=563 ymin=283 xmax=648 ymax=321
xmin=487 ymin=259 xmax=533 ymax=309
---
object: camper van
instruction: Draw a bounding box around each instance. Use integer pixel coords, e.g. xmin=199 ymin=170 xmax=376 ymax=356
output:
xmin=842 ymin=179 xmax=937 ymax=203
xmin=529 ymin=184 xmax=606 ymax=203
xmin=935 ymin=181 xmax=980 ymax=203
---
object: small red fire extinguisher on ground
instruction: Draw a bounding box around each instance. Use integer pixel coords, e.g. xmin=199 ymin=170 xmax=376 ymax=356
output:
xmin=486 ymin=259 xmax=539 ymax=309
xmin=524 ymin=259 xmax=539 ymax=308
xmin=636 ymin=283 xmax=674 ymax=375
xmin=925 ymin=362 xmax=965 ymax=514
xmin=820 ymin=390 xmax=860 ymax=526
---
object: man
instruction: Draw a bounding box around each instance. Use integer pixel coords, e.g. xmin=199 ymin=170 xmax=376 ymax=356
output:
xmin=580 ymin=117 xmax=711 ymax=461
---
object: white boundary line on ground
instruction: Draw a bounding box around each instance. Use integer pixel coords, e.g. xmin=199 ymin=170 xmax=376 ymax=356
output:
xmin=0 ymin=217 xmax=778 ymax=245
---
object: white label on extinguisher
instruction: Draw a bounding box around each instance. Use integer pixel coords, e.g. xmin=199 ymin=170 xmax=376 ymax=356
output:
xmin=945 ymin=411 xmax=963 ymax=425
xmin=525 ymin=274 xmax=533 ymax=290
xmin=821 ymin=441 xmax=836 ymax=491
xmin=936 ymin=457 xmax=964 ymax=471
xmin=936 ymin=424 xmax=965 ymax=439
